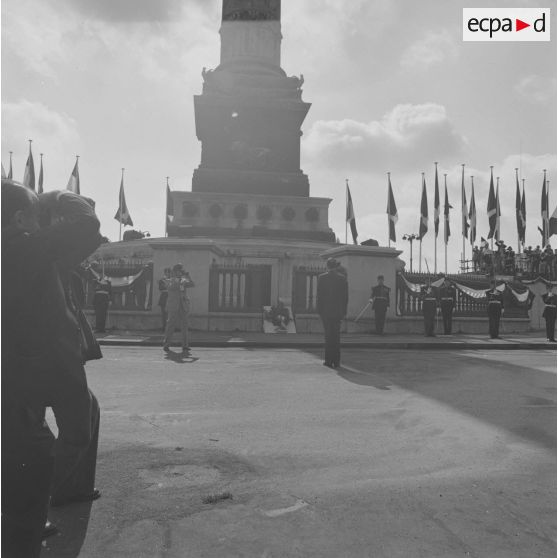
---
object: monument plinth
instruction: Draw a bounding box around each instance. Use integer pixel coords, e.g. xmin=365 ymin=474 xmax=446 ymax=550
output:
xmin=169 ymin=0 xmax=334 ymax=242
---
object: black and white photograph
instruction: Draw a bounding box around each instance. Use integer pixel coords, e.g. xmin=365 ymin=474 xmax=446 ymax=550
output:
xmin=1 ymin=0 xmax=556 ymax=556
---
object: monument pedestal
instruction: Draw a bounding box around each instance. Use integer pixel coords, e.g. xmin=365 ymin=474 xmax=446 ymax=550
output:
xmin=320 ymin=245 xmax=405 ymax=333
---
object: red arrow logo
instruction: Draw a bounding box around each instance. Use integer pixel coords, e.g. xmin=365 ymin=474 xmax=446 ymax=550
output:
xmin=516 ymin=18 xmax=530 ymax=31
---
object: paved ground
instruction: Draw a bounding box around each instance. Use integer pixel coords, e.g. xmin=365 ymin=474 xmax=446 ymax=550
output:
xmin=96 ymin=330 xmax=556 ymax=350
xmin=43 ymin=347 xmax=556 ymax=558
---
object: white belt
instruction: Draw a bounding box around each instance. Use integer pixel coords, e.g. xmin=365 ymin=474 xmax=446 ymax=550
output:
xmin=545 ymin=304 xmax=557 ymax=308
xmin=96 ymin=291 xmax=110 ymax=295
xmin=424 ymin=298 xmax=436 ymax=301
xmin=488 ymin=301 xmax=502 ymax=304
xmin=441 ymin=297 xmax=453 ymax=301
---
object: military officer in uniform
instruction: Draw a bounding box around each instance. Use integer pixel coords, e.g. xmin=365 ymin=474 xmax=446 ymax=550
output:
xmin=486 ymin=280 xmax=504 ymax=339
xmin=421 ymin=282 xmax=438 ymax=337
xmin=370 ymin=275 xmax=390 ymax=335
xmin=93 ymin=276 xmax=112 ymax=333
xmin=438 ymin=276 xmax=456 ymax=335
xmin=317 ymin=258 xmax=348 ymax=368
xmin=542 ymin=284 xmax=556 ymax=342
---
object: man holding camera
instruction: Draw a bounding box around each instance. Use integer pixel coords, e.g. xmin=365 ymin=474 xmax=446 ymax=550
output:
xmin=163 ymin=263 xmax=195 ymax=353
xmin=2 ymin=180 xmax=104 ymax=557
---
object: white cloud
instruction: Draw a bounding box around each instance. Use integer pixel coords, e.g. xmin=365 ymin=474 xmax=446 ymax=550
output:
xmin=514 ymin=74 xmax=556 ymax=105
xmin=303 ymin=103 xmax=467 ymax=172
xmin=400 ymin=30 xmax=458 ymax=71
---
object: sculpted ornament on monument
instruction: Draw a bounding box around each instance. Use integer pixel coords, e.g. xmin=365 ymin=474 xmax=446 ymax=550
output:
xmin=222 ymin=0 xmax=280 ymax=21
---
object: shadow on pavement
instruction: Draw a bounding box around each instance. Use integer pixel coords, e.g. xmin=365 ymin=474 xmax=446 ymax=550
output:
xmin=307 ymin=348 xmax=556 ymax=450
xmin=164 ymin=351 xmax=200 ymax=364
xmin=43 ymin=501 xmax=93 ymax=557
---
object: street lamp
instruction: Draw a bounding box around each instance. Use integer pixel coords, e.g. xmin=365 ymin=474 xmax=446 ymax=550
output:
xmin=403 ymin=233 xmax=419 ymax=272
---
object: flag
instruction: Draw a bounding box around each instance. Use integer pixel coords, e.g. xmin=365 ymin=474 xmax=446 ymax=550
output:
xmin=469 ymin=178 xmax=477 ymax=245
xmin=419 ymin=174 xmax=428 ymax=240
xmin=434 ymin=164 xmax=440 ymax=237
xmin=66 ymin=157 xmax=80 ymax=194
xmin=114 ymin=173 xmax=134 ymax=227
xmin=541 ymin=171 xmax=549 ymax=244
xmin=38 ymin=154 xmax=44 ymax=194
xmin=487 ymin=167 xmax=497 ymax=239
xmin=8 ymin=152 xmax=13 ymax=179
xmin=495 ymin=180 xmax=501 ymax=242
xmin=520 ymin=183 xmax=526 ymax=243
xmin=443 ymin=175 xmax=452 ymax=244
xmin=550 ymin=207 xmax=557 ymax=238
xmin=515 ymin=169 xmax=522 ymax=245
xmin=166 ymin=184 xmax=174 ymax=217
xmin=22 ymin=142 xmax=35 ymax=191
xmin=346 ymin=182 xmax=358 ymax=244
xmin=386 ymin=174 xmax=398 ymax=242
xmin=461 ymin=165 xmax=469 ymax=238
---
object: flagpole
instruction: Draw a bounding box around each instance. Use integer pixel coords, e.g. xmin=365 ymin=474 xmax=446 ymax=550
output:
xmin=434 ymin=162 xmax=438 ymax=274
xmin=165 ymin=177 xmax=169 ymax=238
xmin=387 ymin=172 xmax=391 ymax=248
xmin=521 ymin=178 xmax=526 ymax=252
xmin=547 ymin=178 xmax=551 ymax=247
xmin=444 ymin=173 xmax=448 ymax=275
xmin=461 ymin=163 xmax=467 ymax=274
xmin=9 ymin=151 xmax=12 ymax=178
xmin=119 ymin=168 xmax=124 ymax=242
xmin=345 ymin=179 xmax=349 ymax=245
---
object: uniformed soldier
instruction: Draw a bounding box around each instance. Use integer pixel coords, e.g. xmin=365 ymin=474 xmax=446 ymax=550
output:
xmin=542 ymin=284 xmax=557 ymax=342
xmin=370 ymin=275 xmax=390 ymax=335
xmin=421 ymin=282 xmax=438 ymax=337
xmin=93 ymin=277 xmax=112 ymax=333
xmin=438 ymin=276 xmax=456 ymax=335
xmin=486 ymin=280 xmax=504 ymax=339
xmin=158 ymin=268 xmax=171 ymax=332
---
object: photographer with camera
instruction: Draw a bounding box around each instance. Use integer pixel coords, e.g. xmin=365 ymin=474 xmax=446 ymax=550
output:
xmin=2 ymin=180 xmax=103 ymax=557
xmin=162 ymin=263 xmax=195 ymax=353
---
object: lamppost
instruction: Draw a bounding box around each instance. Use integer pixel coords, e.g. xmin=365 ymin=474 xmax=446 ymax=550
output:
xmin=403 ymin=233 xmax=419 ymax=272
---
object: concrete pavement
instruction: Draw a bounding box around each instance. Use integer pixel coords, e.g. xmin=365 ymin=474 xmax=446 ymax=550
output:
xmin=95 ymin=329 xmax=557 ymax=350
xmin=43 ymin=347 xmax=556 ymax=558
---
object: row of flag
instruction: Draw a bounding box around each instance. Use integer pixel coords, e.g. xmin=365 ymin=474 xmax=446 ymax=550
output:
xmin=2 ymin=141 xmax=134 ymax=234
xmin=346 ymin=164 xmax=557 ymax=251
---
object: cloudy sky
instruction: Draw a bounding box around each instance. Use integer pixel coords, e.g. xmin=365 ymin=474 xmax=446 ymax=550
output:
xmin=2 ymin=0 xmax=556 ymax=272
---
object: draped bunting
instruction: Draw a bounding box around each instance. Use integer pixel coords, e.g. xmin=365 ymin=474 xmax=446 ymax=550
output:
xmin=398 ymin=273 xmax=534 ymax=307
xmin=87 ymin=265 xmax=150 ymax=290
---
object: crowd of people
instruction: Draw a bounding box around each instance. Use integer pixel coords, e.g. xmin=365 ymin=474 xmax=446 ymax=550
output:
xmin=470 ymin=241 xmax=556 ymax=279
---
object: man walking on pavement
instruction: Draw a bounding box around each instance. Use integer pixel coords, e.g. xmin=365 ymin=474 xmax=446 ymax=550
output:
xmin=421 ymin=281 xmax=438 ymax=337
xmin=370 ymin=275 xmax=390 ymax=335
xmin=93 ymin=276 xmax=112 ymax=333
xmin=317 ymin=258 xmax=348 ymax=368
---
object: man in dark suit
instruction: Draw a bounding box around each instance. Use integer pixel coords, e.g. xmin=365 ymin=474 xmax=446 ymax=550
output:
xmin=317 ymin=258 xmax=348 ymax=368
xmin=542 ymin=284 xmax=556 ymax=342
xmin=93 ymin=276 xmax=112 ymax=333
xmin=370 ymin=275 xmax=390 ymax=335
xmin=2 ymin=181 xmax=102 ymax=557
xmin=438 ymin=276 xmax=456 ymax=335
xmin=421 ymin=283 xmax=438 ymax=337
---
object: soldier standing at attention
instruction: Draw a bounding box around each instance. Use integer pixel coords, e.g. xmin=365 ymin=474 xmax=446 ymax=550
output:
xmin=317 ymin=258 xmax=348 ymax=368
xmin=438 ymin=276 xmax=456 ymax=335
xmin=542 ymin=284 xmax=556 ymax=342
xmin=421 ymin=281 xmax=438 ymax=337
xmin=486 ymin=280 xmax=504 ymax=339
xmin=93 ymin=276 xmax=112 ymax=333
xmin=370 ymin=275 xmax=390 ymax=335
